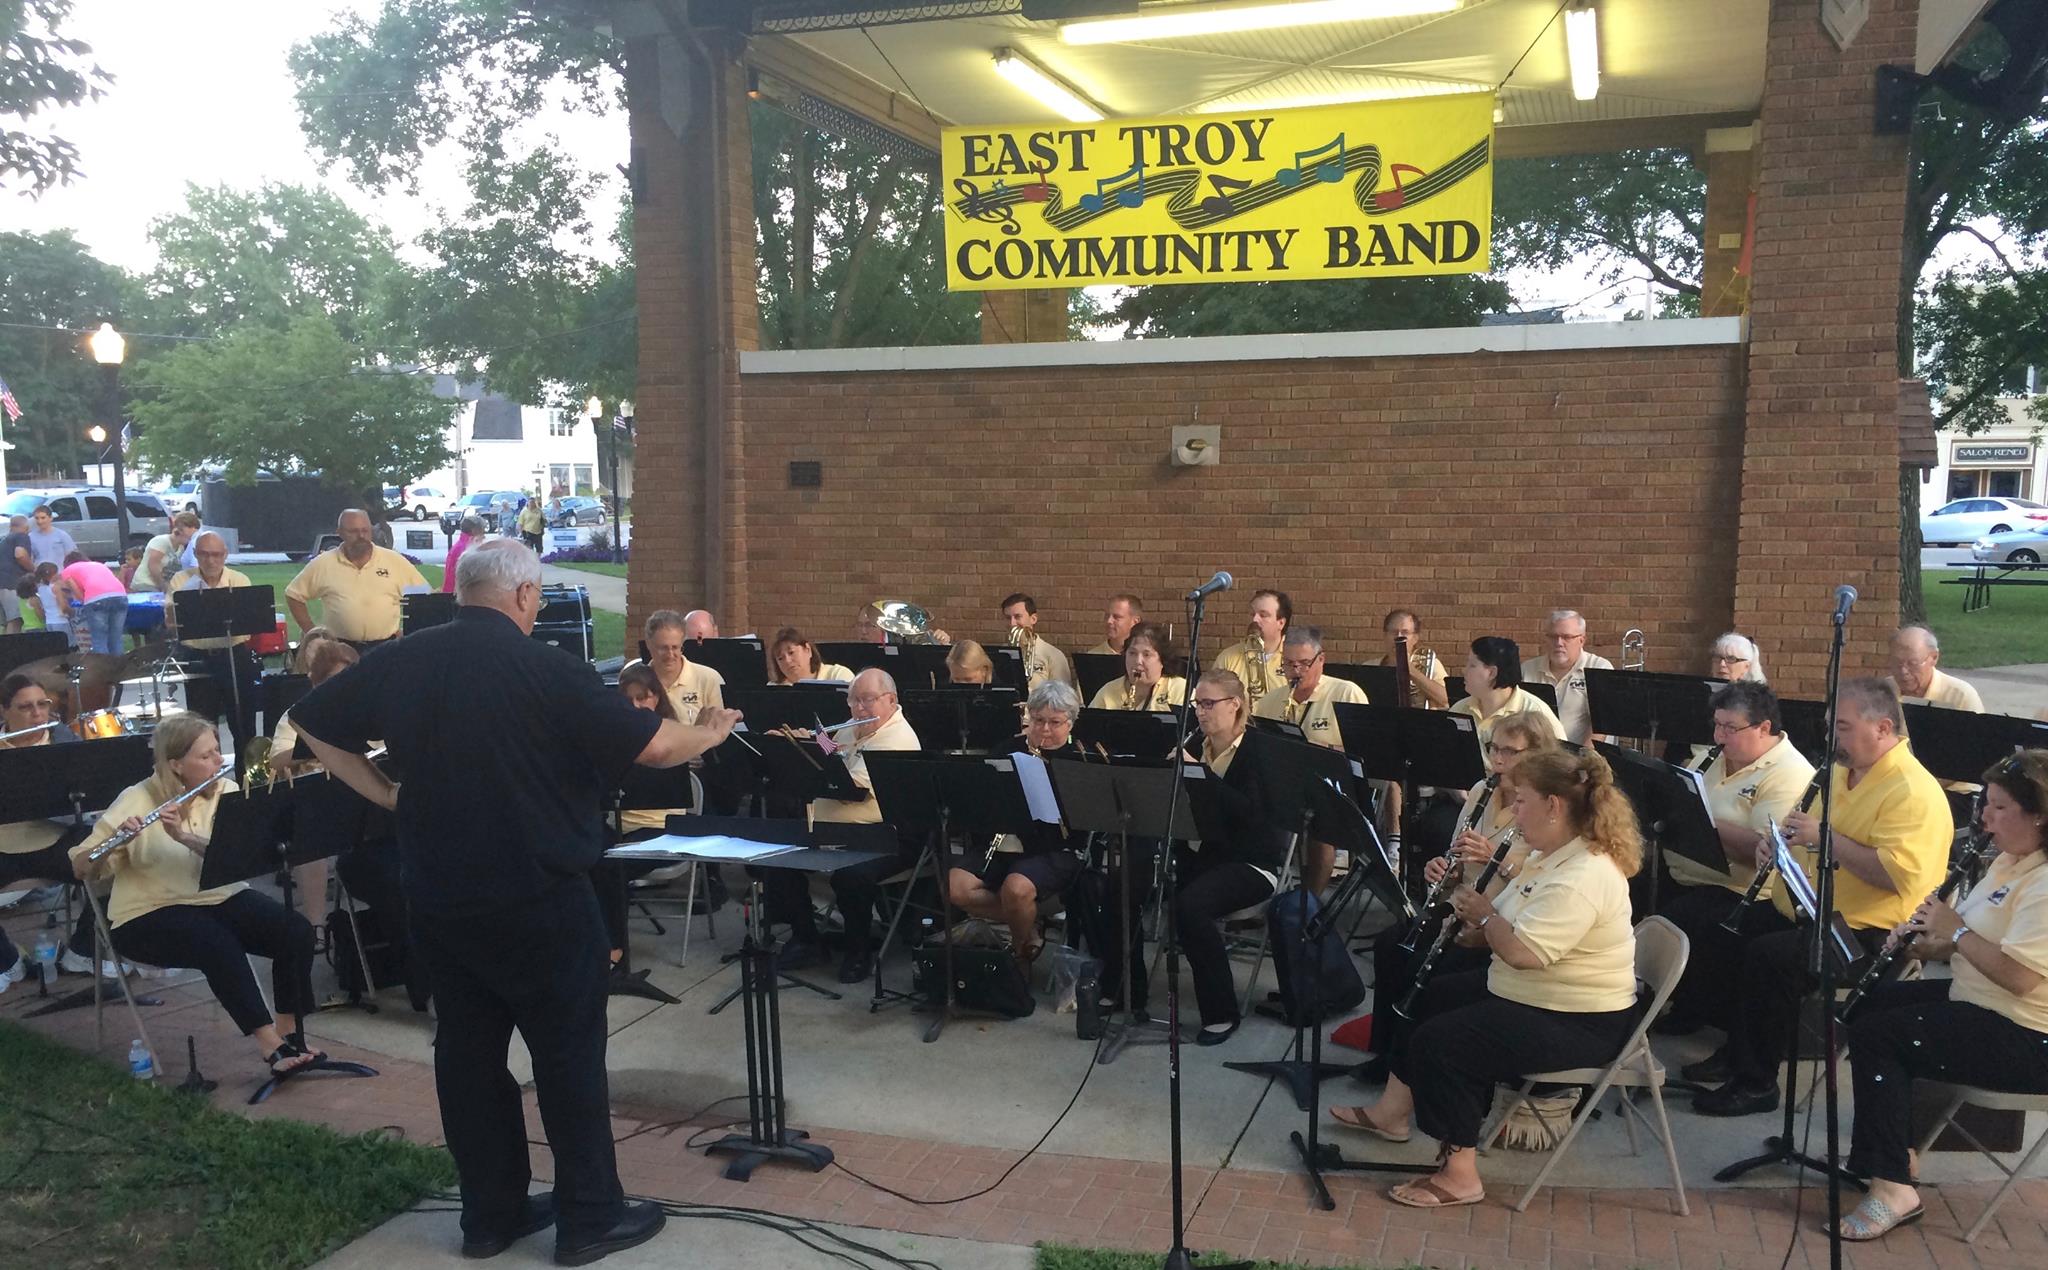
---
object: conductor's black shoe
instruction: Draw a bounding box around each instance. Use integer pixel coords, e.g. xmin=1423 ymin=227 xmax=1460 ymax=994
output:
xmin=837 ymin=948 xmax=874 ymax=984
xmin=555 ymin=1200 xmax=665 ymax=1266
xmin=774 ymin=939 xmax=825 ymax=972
xmin=1680 ymin=1046 xmax=1733 ymax=1086
xmin=1693 ymin=1081 xmax=1780 ymax=1118
xmin=461 ymin=1191 xmax=557 ymax=1259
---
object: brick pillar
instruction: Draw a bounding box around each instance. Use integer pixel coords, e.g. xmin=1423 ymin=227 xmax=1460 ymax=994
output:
xmin=624 ymin=29 xmax=760 ymax=651
xmin=1699 ymin=125 xmax=1756 ymax=319
xmin=981 ymin=289 xmax=1070 ymax=343
xmin=1731 ymin=0 xmax=1916 ymax=696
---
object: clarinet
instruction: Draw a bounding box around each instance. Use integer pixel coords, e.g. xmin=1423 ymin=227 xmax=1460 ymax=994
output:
xmin=85 ymin=769 xmax=229 ymax=864
xmin=1720 ymin=766 xmax=1827 ymax=933
xmin=1400 ymin=772 xmax=1501 ymax=950
xmin=1393 ymin=829 xmax=1518 ymax=1020
xmin=1837 ymin=814 xmax=1996 ymax=1020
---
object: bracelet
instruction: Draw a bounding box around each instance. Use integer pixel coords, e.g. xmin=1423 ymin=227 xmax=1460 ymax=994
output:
xmin=1477 ymin=914 xmax=1493 ymax=931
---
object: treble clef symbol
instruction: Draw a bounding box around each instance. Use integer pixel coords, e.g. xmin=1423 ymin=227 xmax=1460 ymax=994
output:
xmin=954 ymin=178 xmax=1019 ymax=235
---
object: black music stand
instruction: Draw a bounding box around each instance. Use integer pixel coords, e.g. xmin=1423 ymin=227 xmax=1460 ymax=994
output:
xmin=1595 ymin=741 xmax=1726 ymax=905
xmin=624 ymin=816 xmax=891 ymax=1182
xmin=815 ymin=641 xmax=951 ymax=690
xmin=0 ymin=629 xmax=71 ymax=677
xmin=172 ymin=584 xmax=274 ymax=751
xmin=1073 ymin=652 xmax=1123 ymax=702
xmin=1073 ymin=708 xmax=1183 ymax=759
xmin=990 ymin=645 xmax=1026 ymax=691
xmin=1904 ymin=702 xmax=2048 ymax=784
xmin=685 ymin=637 xmax=767 ymax=690
xmin=601 ymin=762 xmax=700 ymax=1005
xmin=1335 ymin=704 xmax=1485 ymax=894
xmin=897 ymin=687 xmax=1020 ymax=753
xmin=1585 ymin=668 xmax=1718 ymax=750
xmin=1326 ymin=662 xmax=1396 ymax=703
xmin=400 ymin=591 xmax=457 ymax=635
xmin=199 ymin=782 xmax=379 ymax=1104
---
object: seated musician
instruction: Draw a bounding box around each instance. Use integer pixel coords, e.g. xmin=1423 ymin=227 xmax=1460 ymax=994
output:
xmin=68 ymin=712 xmax=323 ymax=1075
xmin=165 ymin=531 xmax=262 ymax=760
xmin=1835 ymin=751 xmax=2048 ymax=1243
xmin=1519 ymin=610 xmax=1613 ymax=747
xmin=768 ymin=626 xmax=854 ymax=684
xmin=768 ymin=668 xmax=922 ymax=984
xmin=1380 ymin=609 xmax=1449 ymax=710
xmin=945 ymin=680 xmax=1087 ymax=967
xmin=1 ymin=672 xmax=122 ymax=981
xmin=1003 ymin=593 xmax=1077 ymax=691
xmin=1253 ymin=625 xmax=1367 ymax=892
xmin=1331 ymin=749 xmax=1643 ymax=1210
xmin=1695 ymin=678 xmax=1952 ymax=1116
xmin=1888 ymin=623 xmax=1983 ymax=712
xmin=1450 ymin=636 xmax=1563 ymax=752
xmin=1176 ymin=668 xmax=1286 ymax=1047
xmin=1351 ymin=715 xmax=1559 ymax=1084
xmin=633 ymin=609 xmax=724 ymax=724
xmin=1209 ymin=589 xmax=1289 ymax=702
xmin=1086 ymin=623 xmax=1187 ymax=711
xmin=683 ymin=609 xmax=718 ymax=641
xmin=1655 ymin=682 xmax=1815 ymax=1041
xmin=269 ymin=637 xmax=364 ymax=929
xmin=594 ymin=667 xmax=702 ymax=963
xmin=1710 ymin=632 xmax=1766 ymax=683
xmin=946 ymin=640 xmax=995 ymax=685
xmin=1086 ymin=593 xmax=1143 ymax=656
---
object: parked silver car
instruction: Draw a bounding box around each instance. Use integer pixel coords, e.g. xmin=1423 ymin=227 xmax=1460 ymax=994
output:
xmin=2 ymin=486 xmax=171 ymax=560
xmin=1973 ymin=527 xmax=2048 ymax=565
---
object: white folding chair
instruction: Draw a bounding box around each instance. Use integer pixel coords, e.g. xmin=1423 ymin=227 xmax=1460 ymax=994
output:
xmin=1479 ymin=915 xmax=1692 ymax=1216
xmin=82 ymin=884 xmax=164 ymax=1077
xmin=1226 ymin=832 xmax=1303 ymax=1016
xmin=1913 ymin=1081 xmax=2048 ymax=1243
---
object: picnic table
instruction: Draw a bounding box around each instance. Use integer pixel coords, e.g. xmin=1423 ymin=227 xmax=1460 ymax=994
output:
xmin=1943 ymin=561 xmax=2048 ymax=613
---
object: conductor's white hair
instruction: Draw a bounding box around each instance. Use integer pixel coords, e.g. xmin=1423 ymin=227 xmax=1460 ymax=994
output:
xmin=456 ymin=538 xmax=540 ymax=599
xmin=1028 ymin=680 xmax=1082 ymax=717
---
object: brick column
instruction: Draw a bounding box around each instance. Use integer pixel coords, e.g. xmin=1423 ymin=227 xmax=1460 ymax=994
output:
xmin=624 ymin=29 xmax=760 ymax=652
xmin=1731 ymin=0 xmax=1916 ymax=695
xmin=1699 ymin=125 xmax=1756 ymax=319
xmin=981 ymin=289 xmax=1070 ymax=343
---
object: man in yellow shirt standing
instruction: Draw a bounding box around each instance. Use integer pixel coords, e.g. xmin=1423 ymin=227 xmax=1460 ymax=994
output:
xmin=1253 ymin=625 xmax=1367 ymax=892
xmin=1695 ymin=678 xmax=1951 ymax=1116
xmin=283 ymin=509 xmax=427 ymax=646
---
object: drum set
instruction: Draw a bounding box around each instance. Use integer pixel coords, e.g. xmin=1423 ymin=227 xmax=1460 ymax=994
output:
xmin=19 ymin=640 xmax=209 ymax=742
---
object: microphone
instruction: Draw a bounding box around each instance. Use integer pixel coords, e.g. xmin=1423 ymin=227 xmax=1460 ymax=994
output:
xmin=1832 ymin=584 xmax=1858 ymax=626
xmin=1185 ymin=571 xmax=1233 ymax=602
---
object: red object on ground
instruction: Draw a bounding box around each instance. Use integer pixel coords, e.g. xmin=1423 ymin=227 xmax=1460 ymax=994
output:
xmin=249 ymin=619 xmax=287 ymax=657
xmin=1330 ymin=1015 xmax=1373 ymax=1052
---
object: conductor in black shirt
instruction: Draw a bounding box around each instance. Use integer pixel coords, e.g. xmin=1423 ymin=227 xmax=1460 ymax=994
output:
xmin=291 ymin=541 xmax=739 ymax=1266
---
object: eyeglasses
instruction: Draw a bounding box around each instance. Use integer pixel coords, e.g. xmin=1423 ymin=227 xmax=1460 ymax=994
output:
xmin=1712 ymin=719 xmax=1765 ymax=737
xmin=1279 ymin=655 xmax=1321 ymax=672
xmin=1192 ymin=697 xmax=1233 ymax=711
xmin=1487 ymin=743 xmax=1527 ymax=758
xmin=848 ymin=693 xmax=890 ymax=707
xmin=1711 ymin=654 xmax=1751 ymax=665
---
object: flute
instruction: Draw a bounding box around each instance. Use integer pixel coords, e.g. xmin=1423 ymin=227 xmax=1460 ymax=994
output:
xmin=0 ymin=720 xmax=62 ymax=744
xmin=1720 ymin=767 xmax=1827 ymax=933
xmin=1400 ymin=773 xmax=1501 ymax=951
xmin=1838 ymin=822 xmax=1997 ymax=1020
xmin=1393 ymin=829 xmax=1518 ymax=1020
xmin=85 ymin=769 xmax=228 ymax=863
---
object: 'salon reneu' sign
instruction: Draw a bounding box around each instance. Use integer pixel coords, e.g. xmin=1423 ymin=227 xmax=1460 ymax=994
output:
xmin=942 ymin=93 xmax=1494 ymax=291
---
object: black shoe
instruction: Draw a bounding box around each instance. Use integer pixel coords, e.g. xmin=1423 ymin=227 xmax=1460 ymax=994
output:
xmin=1693 ymin=1081 xmax=1780 ymax=1118
xmin=1195 ymin=1020 xmax=1241 ymax=1047
xmin=774 ymin=939 xmax=825 ymax=972
xmin=555 ymin=1200 xmax=665 ymax=1266
xmin=1650 ymin=1010 xmax=1705 ymax=1037
xmin=837 ymin=948 xmax=874 ymax=984
xmin=462 ymin=1192 xmax=557 ymax=1259
xmin=1680 ymin=1046 xmax=1733 ymax=1085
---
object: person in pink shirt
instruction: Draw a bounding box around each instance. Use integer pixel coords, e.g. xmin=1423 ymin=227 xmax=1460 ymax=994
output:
xmin=54 ymin=555 xmax=130 ymax=653
xmin=441 ymin=514 xmax=486 ymax=593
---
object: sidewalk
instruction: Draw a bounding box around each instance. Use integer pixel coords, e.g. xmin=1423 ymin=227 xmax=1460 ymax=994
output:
xmin=542 ymin=563 xmax=626 ymax=615
xmin=1954 ymin=664 xmax=2048 ymax=720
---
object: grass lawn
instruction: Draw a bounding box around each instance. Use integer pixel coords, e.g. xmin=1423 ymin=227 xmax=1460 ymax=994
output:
xmin=1037 ymin=1247 xmax=1395 ymax=1270
xmin=549 ymin=561 xmax=628 ymax=578
xmin=0 ymin=1022 xmax=453 ymax=1269
xmin=1923 ymin=567 xmax=2048 ymax=669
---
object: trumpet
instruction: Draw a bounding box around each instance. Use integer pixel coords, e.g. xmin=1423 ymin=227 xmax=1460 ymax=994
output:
xmin=1838 ymin=803 xmax=1996 ymax=1020
xmin=1394 ymin=829 xmax=1518 ymax=1020
xmin=85 ymin=769 xmax=230 ymax=864
xmin=1401 ymin=773 xmax=1501 ymax=950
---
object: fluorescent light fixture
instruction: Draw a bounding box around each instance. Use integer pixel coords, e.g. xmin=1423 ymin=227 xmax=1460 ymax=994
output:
xmin=1063 ymin=0 xmax=1458 ymax=45
xmin=992 ymin=47 xmax=1103 ymax=122
xmin=1564 ymin=1 xmax=1599 ymax=102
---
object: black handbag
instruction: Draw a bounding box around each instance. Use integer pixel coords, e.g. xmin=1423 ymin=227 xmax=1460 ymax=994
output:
xmin=912 ymin=943 xmax=1036 ymax=1019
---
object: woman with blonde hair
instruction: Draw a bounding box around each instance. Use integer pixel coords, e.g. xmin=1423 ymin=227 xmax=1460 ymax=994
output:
xmin=70 ymin=712 xmax=322 ymax=1074
xmin=945 ymin=639 xmax=995 ymax=685
xmin=1332 ymin=748 xmax=1643 ymax=1209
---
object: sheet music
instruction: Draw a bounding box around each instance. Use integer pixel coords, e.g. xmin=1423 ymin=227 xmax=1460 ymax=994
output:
xmin=1773 ymin=831 xmax=1818 ymax=920
xmin=1678 ymin=765 xmax=1712 ymax=818
xmin=606 ymin=834 xmax=801 ymax=863
xmin=1007 ymin=753 xmax=1064 ymax=824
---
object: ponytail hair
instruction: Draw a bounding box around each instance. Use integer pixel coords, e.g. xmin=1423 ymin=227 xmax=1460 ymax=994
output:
xmin=1512 ymin=748 xmax=1642 ymax=876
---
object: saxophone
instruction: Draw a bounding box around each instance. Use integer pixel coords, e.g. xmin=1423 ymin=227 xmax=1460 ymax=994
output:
xmin=1122 ymin=676 xmax=1141 ymax=710
xmin=1238 ymin=632 xmax=1273 ymax=700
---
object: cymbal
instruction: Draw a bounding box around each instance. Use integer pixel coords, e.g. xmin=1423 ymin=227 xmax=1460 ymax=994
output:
xmin=18 ymin=651 xmax=127 ymax=695
xmin=115 ymin=640 xmax=178 ymax=677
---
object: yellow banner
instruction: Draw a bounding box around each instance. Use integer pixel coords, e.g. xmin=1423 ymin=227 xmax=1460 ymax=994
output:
xmin=942 ymin=93 xmax=1494 ymax=292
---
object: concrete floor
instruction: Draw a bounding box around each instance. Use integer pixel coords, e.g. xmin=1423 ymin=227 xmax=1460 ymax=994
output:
xmin=1954 ymin=664 xmax=2048 ymax=719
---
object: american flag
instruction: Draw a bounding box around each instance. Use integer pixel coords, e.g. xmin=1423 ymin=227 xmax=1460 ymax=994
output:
xmin=0 ymin=377 xmax=21 ymax=423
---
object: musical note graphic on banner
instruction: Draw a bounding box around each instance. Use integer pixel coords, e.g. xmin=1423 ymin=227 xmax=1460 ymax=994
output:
xmin=1371 ymin=164 xmax=1427 ymax=211
xmin=1078 ymin=161 xmax=1147 ymax=213
xmin=954 ymin=177 xmax=1021 ymax=234
xmin=1275 ymin=133 xmax=1346 ymax=188
xmin=1199 ymin=174 xmax=1253 ymax=218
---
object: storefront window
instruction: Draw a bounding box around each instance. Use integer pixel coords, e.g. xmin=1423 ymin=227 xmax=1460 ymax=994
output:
xmin=1989 ymin=470 xmax=2026 ymax=498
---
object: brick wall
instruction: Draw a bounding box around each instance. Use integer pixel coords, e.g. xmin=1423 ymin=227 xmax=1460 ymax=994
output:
xmin=733 ymin=345 xmax=1749 ymax=673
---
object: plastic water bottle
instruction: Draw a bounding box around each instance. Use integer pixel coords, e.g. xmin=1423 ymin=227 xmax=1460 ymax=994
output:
xmin=33 ymin=932 xmax=57 ymax=987
xmin=919 ymin=916 xmax=936 ymax=946
xmin=128 ymin=1040 xmax=154 ymax=1081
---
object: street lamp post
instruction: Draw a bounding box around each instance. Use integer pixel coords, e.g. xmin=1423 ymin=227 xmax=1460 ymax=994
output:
xmin=88 ymin=323 xmax=130 ymax=550
xmin=587 ymin=396 xmax=622 ymax=564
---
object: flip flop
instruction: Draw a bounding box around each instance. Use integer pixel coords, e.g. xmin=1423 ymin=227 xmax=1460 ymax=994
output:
xmin=1835 ymin=1195 xmax=1924 ymax=1242
xmin=1389 ymin=1177 xmax=1485 ymax=1210
xmin=1328 ymin=1105 xmax=1411 ymax=1144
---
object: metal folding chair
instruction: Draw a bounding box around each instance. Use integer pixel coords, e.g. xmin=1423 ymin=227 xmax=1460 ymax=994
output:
xmin=1914 ymin=1081 xmax=2048 ymax=1243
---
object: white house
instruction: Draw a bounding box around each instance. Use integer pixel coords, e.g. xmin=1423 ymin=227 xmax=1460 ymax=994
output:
xmin=415 ymin=376 xmax=633 ymax=501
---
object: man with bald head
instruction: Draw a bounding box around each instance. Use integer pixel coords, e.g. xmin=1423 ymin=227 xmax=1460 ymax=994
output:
xmin=682 ymin=609 xmax=718 ymax=642
xmin=285 ymin=509 xmax=427 ymax=646
xmin=1888 ymin=624 xmax=1985 ymax=713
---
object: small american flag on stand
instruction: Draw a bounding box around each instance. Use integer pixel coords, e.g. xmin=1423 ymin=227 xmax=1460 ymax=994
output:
xmin=0 ymin=377 xmax=21 ymax=423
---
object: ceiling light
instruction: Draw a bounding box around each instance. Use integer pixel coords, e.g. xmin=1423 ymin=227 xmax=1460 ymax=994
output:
xmin=991 ymin=48 xmax=1103 ymax=122
xmin=1062 ymin=0 xmax=1458 ymax=45
xmin=1564 ymin=1 xmax=1599 ymax=102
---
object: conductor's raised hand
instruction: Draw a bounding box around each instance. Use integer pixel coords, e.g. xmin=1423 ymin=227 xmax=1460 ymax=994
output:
xmin=699 ymin=706 xmax=742 ymax=741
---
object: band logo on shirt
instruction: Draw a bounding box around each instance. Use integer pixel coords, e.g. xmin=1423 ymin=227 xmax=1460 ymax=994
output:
xmin=1987 ymin=885 xmax=2013 ymax=906
xmin=375 ymin=568 xmax=391 ymax=578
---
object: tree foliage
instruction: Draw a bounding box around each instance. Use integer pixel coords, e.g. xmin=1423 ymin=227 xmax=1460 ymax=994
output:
xmin=1109 ymin=275 xmax=1509 ymax=338
xmin=1490 ymin=151 xmax=1705 ymax=308
xmin=0 ymin=0 xmax=110 ymax=196
xmin=0 ymin=229 xmax=136 ymax=474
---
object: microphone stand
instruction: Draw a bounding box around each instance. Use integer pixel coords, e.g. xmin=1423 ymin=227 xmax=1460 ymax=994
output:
xmin=1815 ymin=593 xmax=1851 ymax=1270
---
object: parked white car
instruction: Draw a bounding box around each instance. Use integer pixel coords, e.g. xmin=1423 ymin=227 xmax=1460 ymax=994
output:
xmin=1921 ymin=496 xmax=2048 ymax=546
xmin=384 ymin=485 xmax=453 ymax=521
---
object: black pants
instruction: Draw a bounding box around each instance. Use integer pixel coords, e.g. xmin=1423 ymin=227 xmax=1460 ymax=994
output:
xmin=1728 ymin=918 xmax=1889 ymax=1087
xmin=411 ymin=878 xmax=622 ymax=1245
xmin=1847 ymin=979 xmax=2048 ymax=1184
xmin=110 ymin=890 xmax=314 ymax=1035
xmin=1084 ymin=836 xmax=1161 ymax=1011
xmin=336 ymin=836 xmax=427 ymax=1008
xmin=1396 ymin=969 xmax=1642 ymax=1149
xmin=1173 ymin=850 xmax=1276 ymax=1027
xmin=1367 ymin=921 xmax=1489 ymax=1062
xmin=1660 ymin=881 xmax=1768 ymax=1030
xmin=179 ymin=644 xmax=260 ymax=760
xmin=758 ymin=836 xmax=921 ymax=953
xmin=0 ymin=832 xmax=101 ymax=958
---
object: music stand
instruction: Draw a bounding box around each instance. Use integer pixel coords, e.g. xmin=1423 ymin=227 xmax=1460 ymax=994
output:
xmin=1072 ymin=708 xmax=1183 ymax=759
xmin=172 ymin=584 xmax=275 ymax=751
xmin=1903 ymin=702 xmax=2048 ymax=785
xmin=602 ymin=762 xmax=700 ymax=1004
xmin=685 ymin=637 xmax=767 ymax=690
xmin=198 ymin=780 xmax=379 ymax=1103
xmin=1585 ymin=668 xmax=1718 ymax=749
xmin=1595 ymin=741 xmax=1725 ymax=906
xmin=897 ymin=687 xmax=1020 ymax=753
xmin=990 ymin=645 xmax=1026 ymax=691
xmin=1326 ymin=662 xmax=1396 ymax=703
xmin=400 ymin=592 xmax=457 ymax=635
xmin=0 ymin=629 xmax=71 ymax=677
xmin=1335 ymin=703 xmax=1485 ymax=894
xmin=1073 ymin=652 xmax=1123 ymax=702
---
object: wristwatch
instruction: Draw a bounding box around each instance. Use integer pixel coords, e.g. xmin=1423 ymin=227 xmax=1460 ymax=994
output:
xmin=1953 ymin=923 xmax=1971 ymax=946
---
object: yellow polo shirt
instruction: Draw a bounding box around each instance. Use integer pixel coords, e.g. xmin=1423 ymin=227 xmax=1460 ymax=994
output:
xmin=283 ymin=546 xmax=426 ymax=642
xmin=70 ymin=778 xmax=245 ymax=928
xmin=1254 ymin=674 xmax=1368 ymax=749
xmin=1085 ymin=641 xmax=1126 ymax=656
xmin=1211 ymin=642 xmax=1283 ymax=700
xmin=165 ymin=565 xmax=254 ymax=649
xmin=1952 ymin=851 xmax=2048 ymax=1033
xmin=657 ymin=660 xmax=725 ymax=726
xmin=1520 ymin=651 xmax=1615 ymax=746
xmin=1772 ymin=741 xmax=1951 ymax=930
xmin=1489 ymin=837 xmax=1638 ymax=1013
xmin=1894 ymin=667 xmax=1986 ymax=714
xmin=1021 ymin=638 xmax=1077 ymax=692
xmin=1669 ymin=736 xmax=1817 ymax=892
xmin=812 ymin=709 xmax=921 ymax=825
xmin=1449 ymin=688 xmax=1564 ymax=751
xmin=1088 ymin=677 xmax=1187 ymax=711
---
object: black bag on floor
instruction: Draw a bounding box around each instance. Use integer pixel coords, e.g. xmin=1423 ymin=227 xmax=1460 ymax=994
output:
xmin=1267 ymin=888 xmax=1365 ymax=1027
xmin=328 ymin=906 xmax=407 ymax=995
xmin=912 ymin=943 xmax=1035 ymax=1019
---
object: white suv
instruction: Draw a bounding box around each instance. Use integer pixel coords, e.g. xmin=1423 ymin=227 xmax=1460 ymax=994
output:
xmin=384 ymin=485 xmax=452 ymax=521
xmin=3 ymin=487 xmax=172 ymax=560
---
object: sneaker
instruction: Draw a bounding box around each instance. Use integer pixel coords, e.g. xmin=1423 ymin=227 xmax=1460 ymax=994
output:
xmin=58 ymin=946 xmax=129 ymax=979
xmin=0 ymin=959 xmax=25 ymax=992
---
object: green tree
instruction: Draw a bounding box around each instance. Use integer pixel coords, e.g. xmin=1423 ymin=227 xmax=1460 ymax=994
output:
xmin=1490 ymin=150 xmax=1705 ymax=314
xmin=124 ymin=315 xmax=454 ymax=502
xmin=1109 ymin=275 xmax=1510 ymax=338
xmin=0 ymin=0 xmax=111 ymax=195
xmin=0 ymin=229 xmax=137 ymax=475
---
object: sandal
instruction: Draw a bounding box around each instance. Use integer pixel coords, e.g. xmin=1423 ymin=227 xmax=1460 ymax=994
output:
xmin=1328 ymin=1104 xmax=1411 ymax=1144
xmin=1389 ymin=1177 xmax=1484 ymax=1209
xmin=267 ymin=1042 xmax=326 ymax=1076
xmin=1836 ymin=1195 xmax=1923 ymax=1242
